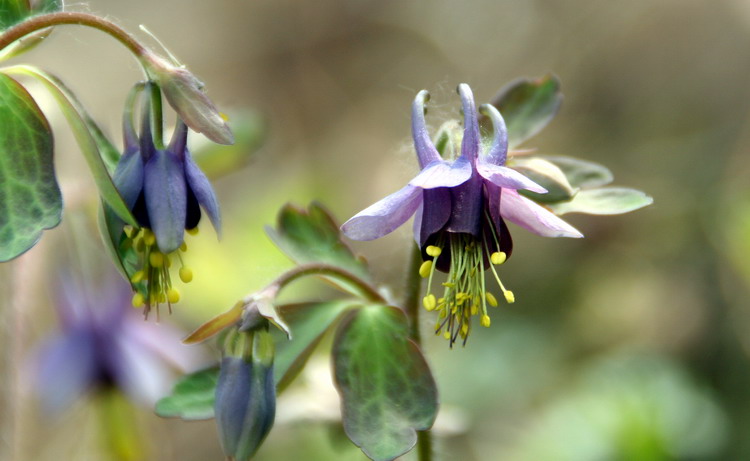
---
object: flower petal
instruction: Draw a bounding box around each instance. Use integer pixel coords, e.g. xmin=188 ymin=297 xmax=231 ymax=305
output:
xmin=458 ymin=84 xmax=480 ymax=163
xmin=409 ymin=157 xmax=472 ymax=189
xmin=417 ymin=187 xmax=452 ymax=248
xmin=445 ymin=174 xmax=483 ymax=236
xmin=113 ymin=149 xmax=144 ymax=209
xmin=144 ymin=151 xmax=187 ymax=253
xmin=477 ymin=159 xmax=547 ymax=194
xmin=500 ymin=189 xmax=583 ymax=238
xmin=479 ymin=103 xmax=508 ymax=165
xmin=341 ymin=185 xmax=422 ymax=241
xmin=185 ymin=152 xmax=222 ymax=236
xmin=411 ymin=90 xmax=441 ymax=168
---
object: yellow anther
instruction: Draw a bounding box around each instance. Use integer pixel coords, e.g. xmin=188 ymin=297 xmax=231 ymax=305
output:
xmin=419 ymin=260 xmax=433 ymax=278
xmin=180 ymin=241 xmax=188 ymax=252
xmin=443 ymin=331 xmax=451 ymax=340
xmin=491 ymin=251 xmax=507 ymax=265
xmin=179 ymin=267 xmax=193 ymax=283
xmin=426 ymin=245 xmax=442 ymax=257
xmin=504 ymin=291 xmax=515 ymax=304
xmin=486 ymin=292 xmax=498 ymax=307
xmin=167 ymin=288 xmax=180 ymax=304
xmin=439 ymin=309 xmax=447 ymax=319
xmin=158 ymin=293 xmax=167 ymax=303
xmin=124 ymin=226 xmax=136 ymax=239
xmin=149 ymin=251 xmax=164 ymax=267
xmin=186 ymin=227 xmax=199 ymax=236
xmin=422 ymin=294 xmax=437 ymax=311
xmin=131 ymin=293 xmax=145 ymax=308
xmin=130 ymin=271 xmax=146 ymax=284
xmin=461 ymin=324 xmax=469 ymax=336
xmin=470 ymin=305 xmax=478 ymax=315
xmin=481 ymin=314 xmax=491 ymax=327
xmin=442 ymin=282 xmax=455 ymax=288
xmin=143 ymin=229 xmax=156 ymax=246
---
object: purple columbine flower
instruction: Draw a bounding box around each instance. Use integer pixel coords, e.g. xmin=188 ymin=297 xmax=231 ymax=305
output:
xmin=113 ymin=84 xmax=221 ymax=314
xmin=341 ymin=84 xmax=582 ymax=345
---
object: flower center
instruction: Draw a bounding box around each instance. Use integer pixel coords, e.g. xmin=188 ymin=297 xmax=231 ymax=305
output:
xmin=420 ymin=233 xmax=514 ymax=346
xmin=124 ymin=226 xmax=197 ymax=319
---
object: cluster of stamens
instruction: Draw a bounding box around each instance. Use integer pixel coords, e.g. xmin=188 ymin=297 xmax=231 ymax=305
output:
xmin=420 ymin=234 xmax=514 ymax=346
xmin=123 ymin=226 xmax=196 ymax=318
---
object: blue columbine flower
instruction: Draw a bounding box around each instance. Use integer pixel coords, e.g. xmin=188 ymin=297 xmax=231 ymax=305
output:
xmin=113 ymin=84 xmax=221 ymax=314
xmin=342 ymin=84 xmax=582 ymax=345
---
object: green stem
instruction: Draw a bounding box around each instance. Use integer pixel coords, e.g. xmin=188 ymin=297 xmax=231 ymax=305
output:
xmin=0 ymin=12 xmax=147 ymax=58
xmin=273 ymin=263 xmax=385 ymax=304
xmin=404 ymin=243 xmax=434 ymax=461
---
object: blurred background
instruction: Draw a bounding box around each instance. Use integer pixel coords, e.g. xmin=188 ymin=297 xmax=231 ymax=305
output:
xmin=2 ymin=0 xmax=750 ymax=459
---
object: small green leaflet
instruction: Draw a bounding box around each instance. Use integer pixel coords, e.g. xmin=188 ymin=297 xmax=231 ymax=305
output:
xmin=549 ymin=187 xmax=654 ymax=215
xmin=0 ymin=73 xmax=60 ymax=261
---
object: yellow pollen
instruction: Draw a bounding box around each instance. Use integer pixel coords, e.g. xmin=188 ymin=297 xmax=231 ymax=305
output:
xmin=186 ymin=227 xmax=199 ymax=236
xmin=442 ymin=282 xmax=455 ymax=288
xmin=220 ymin=112 xmax=229 ymax=121
xmin=131 ymin=293 xmax=145 ymax=308
xmin=504 ymin=291 xmax=515 ymax=304
xmin=461 ymin=323 xmax=469 ymax=336
xmin=470 ymin=305 xmax=478 ymax=315
xmin=180 ymin=241 xmax=188 ymax=252
xmin=491 ymin=252 xmax=507 ymax=265
xmin=130 ymin=271 xmax=146 ymax=284
xmin=426 ymin=245 xmax=442 ymax=257
xmin=419 ymin=260 xmax=433 ymax=278
xmin=422 ymin=294 xmax=437 ymax=311
xmin=167 ymin=288 xmax=180 ymax=304
xmin=443 ymin=331 xmax=451 ymax=340
xmin=480 ymin=314 xmax=491 ymax=327
xmin=149 ymin=251 xmax=164 ymax=267
xmin=179 ymin=267 xmax=193 ymax=283
xmin=486 ymin=292 xmax=498 ymax=307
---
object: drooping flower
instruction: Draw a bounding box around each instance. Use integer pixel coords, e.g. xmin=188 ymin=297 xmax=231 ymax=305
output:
xmin=113 ymin=83 xmax=221 ymax=315
xmin=341 ymin=84 xmax=582 ymax=345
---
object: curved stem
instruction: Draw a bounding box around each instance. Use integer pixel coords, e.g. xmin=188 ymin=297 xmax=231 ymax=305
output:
xmin=272 ymin=263 xmax=385 ymax=304
xmin=0 ymin=12 xmax=147 ymax=58
xmin=404 ymin=243 xmax=434 ymax=461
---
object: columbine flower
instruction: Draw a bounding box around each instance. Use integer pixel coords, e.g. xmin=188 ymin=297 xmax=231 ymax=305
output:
xmin=341 ymin=84 xmax=582 ymax=345
xmin=113 ymin=84 xmax=221 ymax=315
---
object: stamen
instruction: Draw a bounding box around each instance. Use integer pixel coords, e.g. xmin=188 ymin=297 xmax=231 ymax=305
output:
xmin=179 ymin=266 xmax=193 ymax=283
xmin=426 ymin=245 xmax=442 ymax=257
xmin=167 ymin=288 xmax=180 ymax=304
xmin=130 ymin=270 xmax=146 ymax=284
xmin=480 ymin=314 xmax=491 ymax=327
xmin=422 ymin=294 xmax=437 ymax=311
xmin=490 ymin=251 xmax=506 ymax=265
xmin=186 ymin=227 xmax=199 ymax=236
xmin=485 ymin=292 xmax=498 ymax=307
xmin=131 ymin=293 xmax=145 ymax=308
xmin=419 ymin=260 xmax=433 ymax=278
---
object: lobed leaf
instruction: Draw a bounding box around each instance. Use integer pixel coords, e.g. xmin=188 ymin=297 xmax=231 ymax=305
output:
xmin=548 ymin=187 xmax=654 ymax=215
xmin=0 ymin=73 xmax=60 ymax=261
xmin=512 ymin=157 xmax=577 ymax=203
xmin=491 ymin=74 xmax=562 ymax=148
xmin=155 ymin=367 xmax=220 ymax=420
xmin=266 ymin=202 xmax=373 ymax=296
xmin=333 ymin=305 xmax=438 ymax=461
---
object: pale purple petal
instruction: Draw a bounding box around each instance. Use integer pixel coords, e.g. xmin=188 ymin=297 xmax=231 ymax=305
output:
xmin=144 ymin=150 xmax=187 ymax=253
xmin=113 ymin=151 xmax=144 ymax=209
xmin=479 ymin=103 xmax=508 ymax=165
xmin=500 ymin=189 xmax=583 ymax=238
xmin=458 ymin=84 xmax=480 ymax=163
xmin=411 ymin=90 xmax=441 ymax=168
xmin=477 ymin=159 xmax=547 ymax=194
xmin=412 ymin=202 xmax=423 ymax=244
xmin=409 ymin=157 xmax=472 ymax=189
xmin=108 ymin=330 xmax=172 ymax=405
xmin=185 ymin=152 xmax=222 ymax=236
xmin=341 ymin=185 xmax=422 ymax=241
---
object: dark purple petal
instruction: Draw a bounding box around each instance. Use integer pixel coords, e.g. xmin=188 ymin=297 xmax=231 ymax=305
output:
xmin=144 ymin=150 xmax=187 ymax=253
xmin=457 ymin=84 xmax=480 ymax=163
xmin=139 ymin=92 xmax=156 ymax=161
xmin=411 ymin=90 xmax=442 ymax=168
xmin=409 ymin=157 xmax=472 ymax=189
xmin=445 ymin=173 xmax=483 ymax=237
xmin=484 ymin=183 xmax=513 ymax=258
xmin=477 ymin=159 xmax=547 ymax=193
xmin=479 ymin=103 xmax=508 ymax=165
xmin=500 ymin=189 xmax=583 ymax=238
xmin=417 ymin=187 xmax=451 ymax=248
xmin=341 ymin=185 xmax=422 ymax=241
xmin=112 ymin=150 xmax=145 ymax=209
xmin=184 ymin=152 xmax=221 ymax=235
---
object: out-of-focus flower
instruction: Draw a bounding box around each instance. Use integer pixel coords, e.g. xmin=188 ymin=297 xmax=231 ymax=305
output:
xmin=32 ymin=275 xmax=199 ymax=414
xmin=342 ymin=84 xmax=581 ymax=345
xmin=142 ymin=52 xmax=234 ymax=145
xmin=215 ymin=326 xmax=276 ymax=461
xmin=113 ymin=84 xmax=221 ymax=315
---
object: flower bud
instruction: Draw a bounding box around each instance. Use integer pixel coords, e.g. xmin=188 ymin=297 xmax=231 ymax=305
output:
xmin=215 ymin=328 xmax=276 ymax=461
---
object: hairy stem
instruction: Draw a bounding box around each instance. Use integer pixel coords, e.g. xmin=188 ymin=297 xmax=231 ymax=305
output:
xmin=272 ymin=263 xmax=385 ymax=304
xmin=404 ymin=243 xmax=434 ymax=461
xmin=0 ymin=12 xmax=147 ymax=58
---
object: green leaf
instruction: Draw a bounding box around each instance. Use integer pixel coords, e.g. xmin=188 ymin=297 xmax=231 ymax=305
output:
xmin=491 ymin=74 xmax=562 ymax=148
xmin=4 ymin=66 xmax=136 ymax=226
xmin=548 ymin=187 xmax=654 ymax=215
xmin=0 ymin=0 xmax=27 ymax=31
xmin=0 ymin=73 xmax=60 ymax=261
xmin=333 ymin=305 xmax=438 ymax=461
xmin=155 ymin=367 xmax=220 ymax=420
xmin=191 ymin=111 xmax=266 ymax=180
xmin=0 ymin=0 xmax=63 ymax=61
xmin=266 ymin=202 xmax=373 ymax=296
xmin=273 ymin=300 xmax=361 ymax=391
xmin=543 ymin=155 xmax=614 ymax=189
xmin=512 ymin=157 xmax=577 ymax=203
